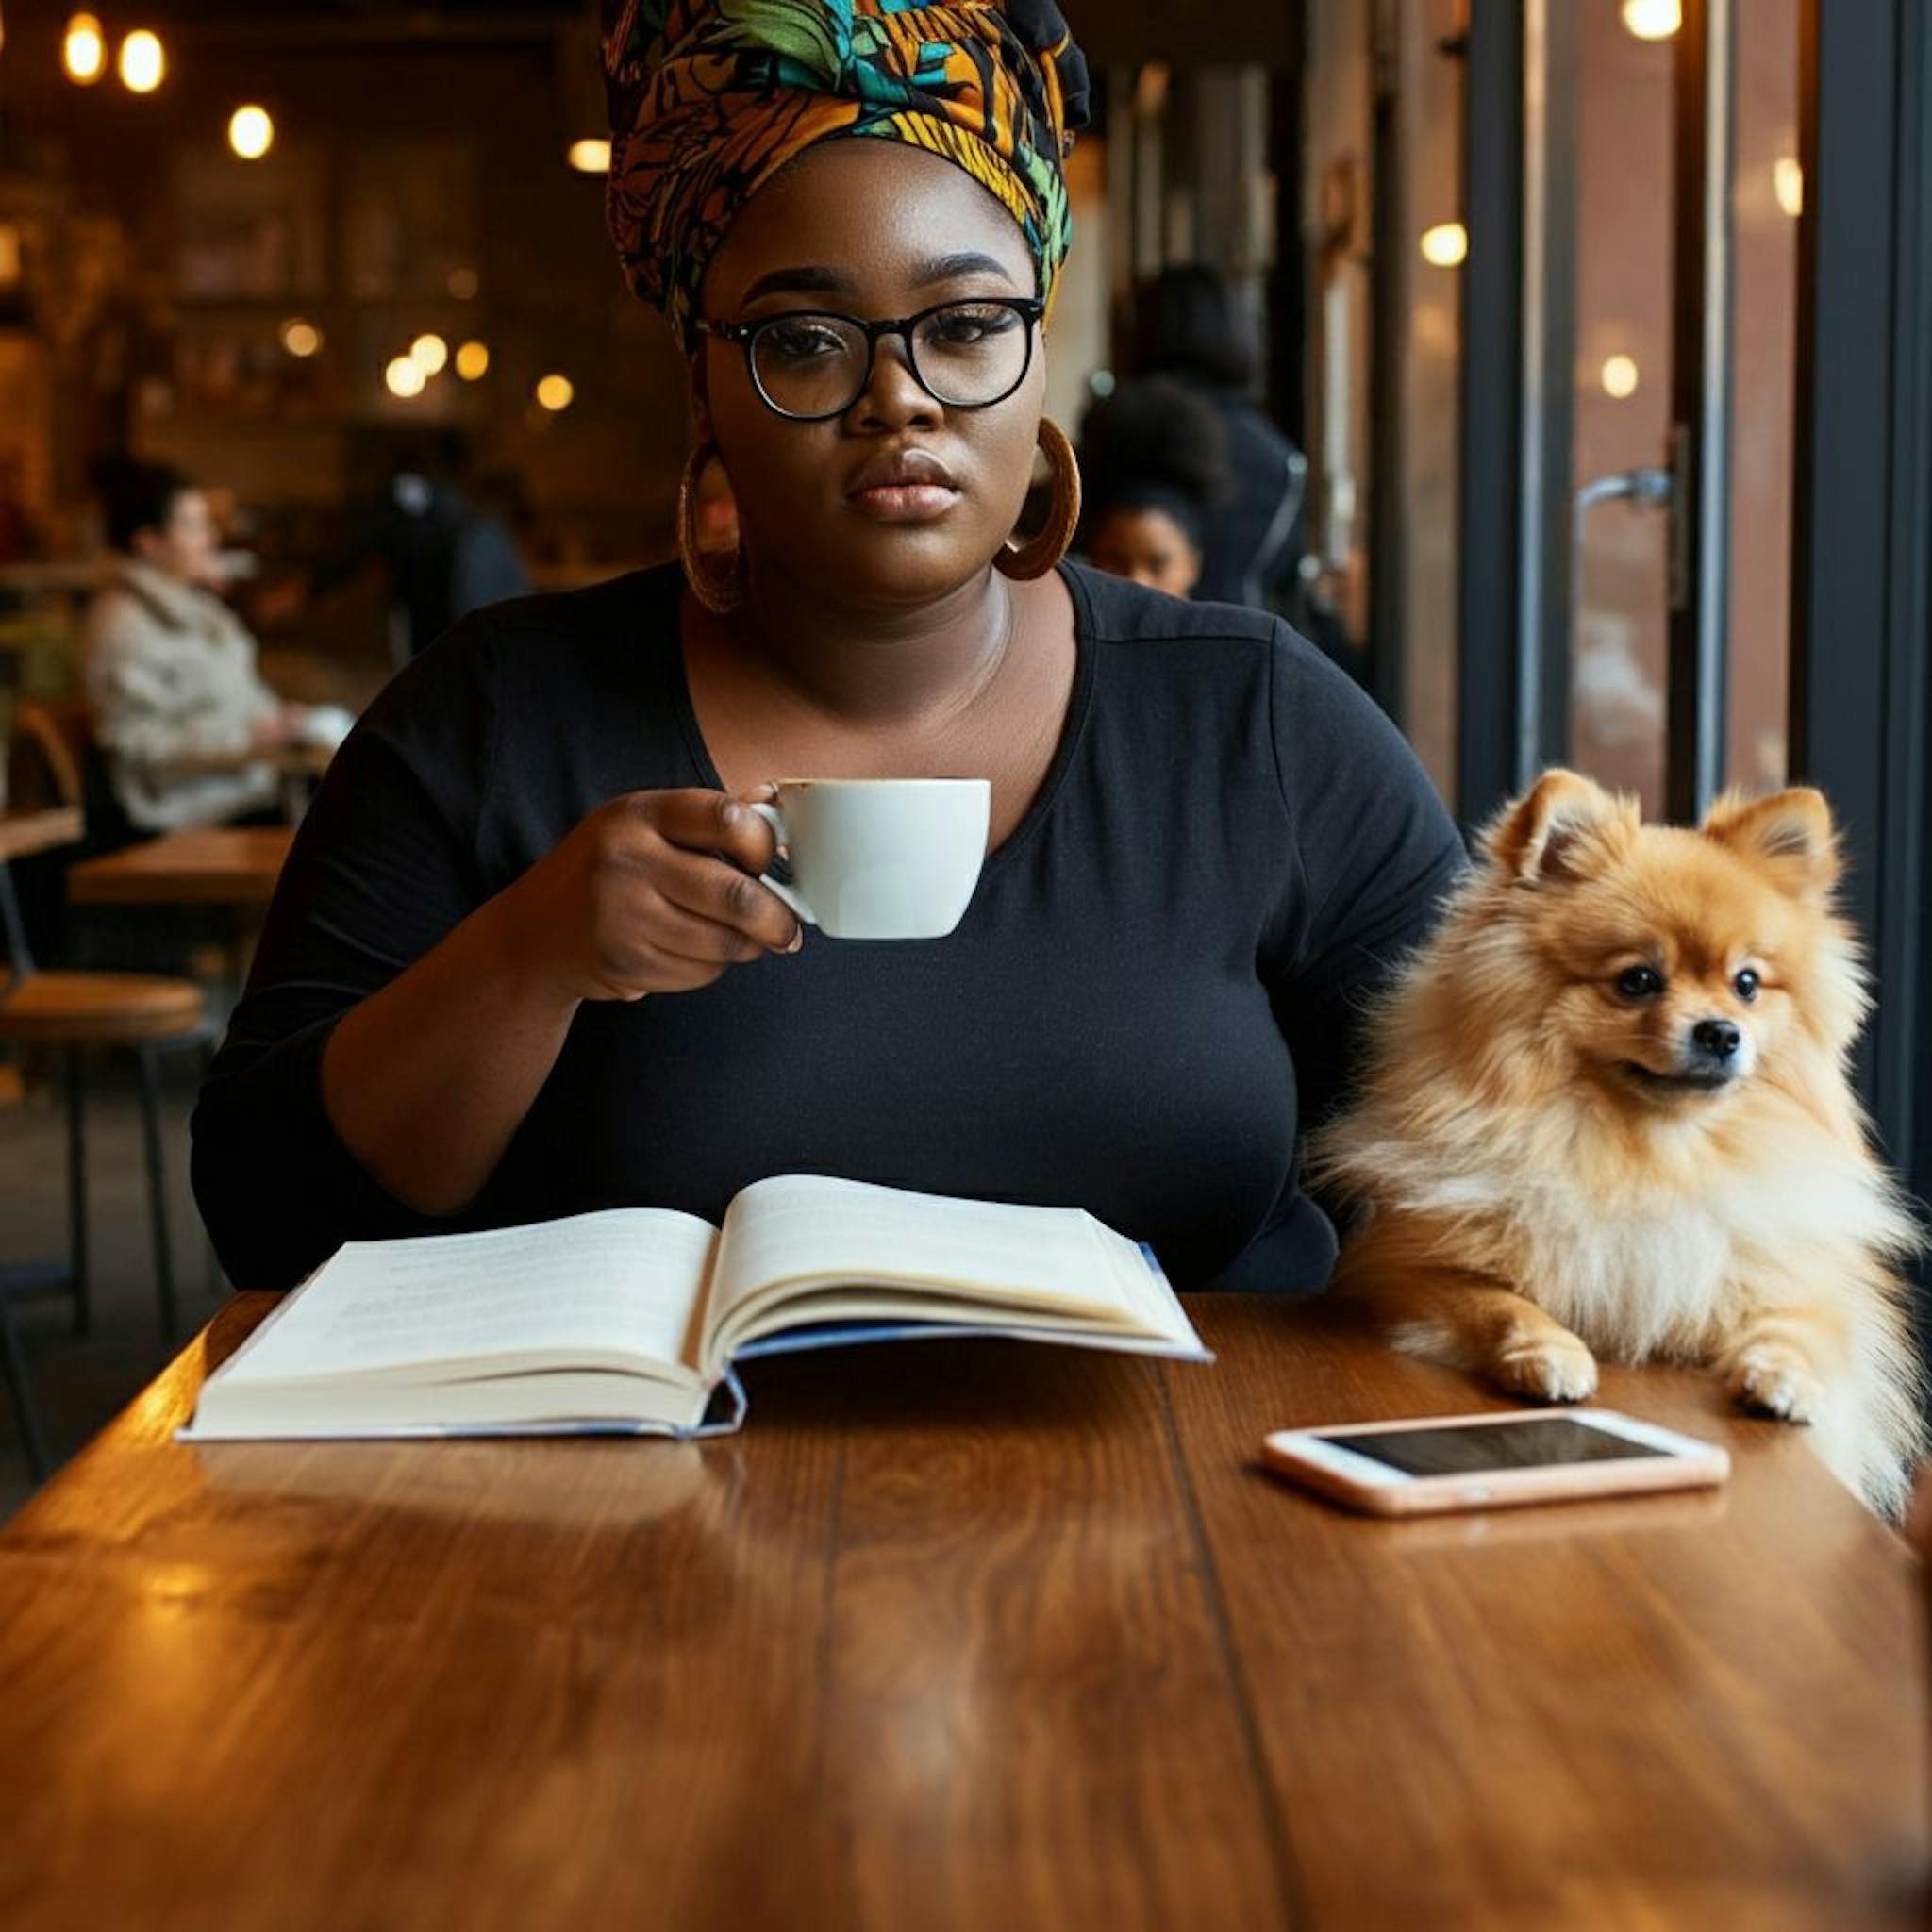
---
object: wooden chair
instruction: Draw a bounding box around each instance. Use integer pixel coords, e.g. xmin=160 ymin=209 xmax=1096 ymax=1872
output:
xmin=0 ymin=705 xmax=211 ymax=1351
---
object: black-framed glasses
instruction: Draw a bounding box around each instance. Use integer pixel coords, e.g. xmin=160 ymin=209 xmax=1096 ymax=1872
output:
xmin=694 ymin=298 xmax=1045 ymax=421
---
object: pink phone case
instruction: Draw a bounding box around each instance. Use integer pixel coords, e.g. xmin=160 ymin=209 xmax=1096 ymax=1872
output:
xmin=1260 ymin=1408 xmax=1730 ymax=1516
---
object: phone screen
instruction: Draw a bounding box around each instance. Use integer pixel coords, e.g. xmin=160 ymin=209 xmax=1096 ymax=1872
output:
xmin=1318 ymin=1416 xmax=1674 ymax=1477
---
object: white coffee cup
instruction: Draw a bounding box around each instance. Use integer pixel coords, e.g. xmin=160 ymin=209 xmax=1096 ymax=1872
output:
xmin=748 ymin=778 xmax=990 ymax=940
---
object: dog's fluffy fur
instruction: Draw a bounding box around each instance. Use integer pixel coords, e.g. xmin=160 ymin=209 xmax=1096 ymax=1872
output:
xmin=1311 ymin=770 xmax=1924 ymax=1516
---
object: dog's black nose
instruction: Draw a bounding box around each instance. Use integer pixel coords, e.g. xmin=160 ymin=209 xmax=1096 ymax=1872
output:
xmin=1692 ymin=1018 xmax=1741 ymax=1060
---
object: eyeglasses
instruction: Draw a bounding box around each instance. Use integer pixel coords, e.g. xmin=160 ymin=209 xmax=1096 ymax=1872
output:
xmin=694 ymin=298 xmax=1045 ymax=421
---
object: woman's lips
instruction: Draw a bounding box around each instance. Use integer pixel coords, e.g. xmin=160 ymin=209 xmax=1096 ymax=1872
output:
xmin=848 ymin=482 xmax=959 ymax=522
xmin=846 ymin=449 xmax=959 ymax=523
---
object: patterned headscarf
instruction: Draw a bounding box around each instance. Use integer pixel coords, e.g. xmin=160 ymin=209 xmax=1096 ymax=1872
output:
xmin=602 ymin=1 xmax=1091 ymax=350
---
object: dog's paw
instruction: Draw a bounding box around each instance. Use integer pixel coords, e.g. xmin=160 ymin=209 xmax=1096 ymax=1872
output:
xmin=1494 ymin=1333 xmax=1599 ymax=1403
xmin=1725 ymin=1346 xmax=1824 ymax=1424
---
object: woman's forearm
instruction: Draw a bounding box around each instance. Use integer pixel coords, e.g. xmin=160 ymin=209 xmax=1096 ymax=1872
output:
xmin=319 ymin=888 xmax=584 ymax=1215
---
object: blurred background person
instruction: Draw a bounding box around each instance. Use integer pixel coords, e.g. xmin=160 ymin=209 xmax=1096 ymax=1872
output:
xmin=306 ymin=433 xmax=532 ymax=665
xmin=81 ymin=459 xmax=342 ymax=835
xmin=1132 ymin=263 xmax=1307 ymax=611
xmin=1078 ymin=375 xmax=1227 ymax=601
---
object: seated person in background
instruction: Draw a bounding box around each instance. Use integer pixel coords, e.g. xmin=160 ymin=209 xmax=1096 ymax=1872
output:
xmin=82 ymin=460 xmax=343 ymax=833
xmin=1078 ymin=375 xmax=1227 ymax=601
xmin=1131 ymin=264 xmax=1307 ymax=611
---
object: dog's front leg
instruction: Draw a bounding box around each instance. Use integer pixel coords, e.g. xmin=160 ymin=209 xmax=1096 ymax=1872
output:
xmin=1332 ymin=1233 xmax=1600 ymax=1403
xmin=1716 ymin=1304 xmax=1846 ymax=1424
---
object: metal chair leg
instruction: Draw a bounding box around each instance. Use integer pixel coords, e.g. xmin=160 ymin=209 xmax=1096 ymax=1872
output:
xmin=0 ymin=1287 xmax=51 ymax=1484
xmin=61 ymin=1044 xmax=89 ymax=1337
xmin=134 ymin=1044 xmax=178 ymax=1344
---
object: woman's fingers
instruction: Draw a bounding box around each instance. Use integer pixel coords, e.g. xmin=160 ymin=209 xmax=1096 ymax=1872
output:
xmin=624 ymin=787 xmax=780 ymax=875
xmin=647 ymin=844 xmax=800 ymax=951
xmin=604 ymin=791 xmax=799 ymax=952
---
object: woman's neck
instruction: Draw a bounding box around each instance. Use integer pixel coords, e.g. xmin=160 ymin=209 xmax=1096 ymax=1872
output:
xmin=715 ymin=564 xmax=1018 ymax=728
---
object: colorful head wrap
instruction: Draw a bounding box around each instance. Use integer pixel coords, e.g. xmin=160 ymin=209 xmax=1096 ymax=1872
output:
xmin=602 ymin=1 xmax=1091 ymax=350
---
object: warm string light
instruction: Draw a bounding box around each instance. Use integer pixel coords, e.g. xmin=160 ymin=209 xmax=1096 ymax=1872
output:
xmin=455 ymin=341 xmax=491 ymax=381
xmin=535 ymin=373 xmax=575 ymax=413
xmin=62 ymin=12 xmax=105 ymax=84
xmin=1419 ymin=222 xmax=1468 ymax=268
xmin=409 ymin=332 xmax=449 ymax=376
xmin=279 ymin=319 xmax=322 ymax=358
xmin=567 ymin=138 xmax=612 ymax=174
xmin=229 ymin=105 xmax=274 ymax=159
xmin=118 ymin=27 xmax=164 ymax=93
xmin=1601 ymin=354 xmax=1641 ymax=400
xmin=1620 ymin=0 xmax=1681 ymax=39
xmin=385 ymin=356 xmax=426 ymax=400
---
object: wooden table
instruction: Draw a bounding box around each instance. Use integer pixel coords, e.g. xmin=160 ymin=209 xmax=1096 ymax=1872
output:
xmin=0 ymin=806 xmax=83 ymax=863
xmin=0 ymin=1297 xmax=1922 ymax=1930
xmin=65 ymin=827 xmax=294 ymax=908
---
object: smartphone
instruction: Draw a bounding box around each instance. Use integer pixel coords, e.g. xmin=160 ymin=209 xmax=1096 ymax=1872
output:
xmin=1260 ymin=1408 xmax=1729 ymax=1516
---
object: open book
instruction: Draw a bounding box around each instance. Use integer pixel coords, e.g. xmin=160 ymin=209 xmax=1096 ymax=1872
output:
xmin=180 ymin=1174 xmax=1209 ymax=1441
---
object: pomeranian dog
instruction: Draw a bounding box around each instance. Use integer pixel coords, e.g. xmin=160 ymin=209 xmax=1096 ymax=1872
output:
xmin=1311 ymin=769 xmax=1924 ymax=1517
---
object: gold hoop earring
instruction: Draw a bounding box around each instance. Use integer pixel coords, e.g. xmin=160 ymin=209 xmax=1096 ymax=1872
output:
xmin=677 ymin=441 xmax=745 ymax=615
xmin=995 ymin=417 xmax=1082 ymax=581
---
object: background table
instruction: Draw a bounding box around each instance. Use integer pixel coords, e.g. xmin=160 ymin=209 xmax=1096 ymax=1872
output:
xmin=0 ymin=1296 xmax=1923 ymax=1930
xmin=65 ymin=827 xmax=294 ymax=908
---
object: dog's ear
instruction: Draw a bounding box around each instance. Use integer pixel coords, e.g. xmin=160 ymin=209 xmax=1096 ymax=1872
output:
xmin=1485 ymin=768 xmax=1634 ymax=884
xmin=1701 ymin=788 xmax=1840 ymax=901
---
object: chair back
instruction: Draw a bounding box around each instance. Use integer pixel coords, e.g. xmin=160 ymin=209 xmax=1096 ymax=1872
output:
xmin=16 ymin=698 xmax=136 ymax=856
xmin=10 ymin=702 xmax=82 ymax=809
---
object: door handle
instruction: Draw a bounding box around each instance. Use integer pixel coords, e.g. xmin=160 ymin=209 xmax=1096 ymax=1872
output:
xmin=1574 ymin=466 xmax=1673 ymax=512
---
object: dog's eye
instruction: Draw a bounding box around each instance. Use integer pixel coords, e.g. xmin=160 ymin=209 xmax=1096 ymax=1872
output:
xmin=1733 ymin=967 xmax=1760 ymax=1002
xmin=1615 ymin=965 xmax=1664 ymax=1000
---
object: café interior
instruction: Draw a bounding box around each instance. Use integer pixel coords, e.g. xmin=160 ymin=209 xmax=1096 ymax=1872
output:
xmin=0 ymin=1 xmax=1928 ymax=1925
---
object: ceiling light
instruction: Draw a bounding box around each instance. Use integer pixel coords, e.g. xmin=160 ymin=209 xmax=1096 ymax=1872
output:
xmin=118 ymin=28 xmax=165 ymax=94
xmin=229 ymin=105 xmax=274 ymax=160
xmin=62 ymin=12 xmax=105 ymax=84
xmin=1620 ymin=0 xmax=1681 ymax=41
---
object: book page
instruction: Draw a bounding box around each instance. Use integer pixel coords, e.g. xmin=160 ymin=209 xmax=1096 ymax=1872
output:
xmin=218 ymin=1208 xmax=718 ymax=1386
xmin=703 ymin=1175 xmax=1177 ymax=1372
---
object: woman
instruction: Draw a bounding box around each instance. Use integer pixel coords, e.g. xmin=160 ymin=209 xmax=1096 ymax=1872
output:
xmin=1132 ymin=263 xmax=1307 ymax=610
xmin=192 ymin=0 xmax=1464 ymax=1300
xmin=83 ymin=461 xmax=330 ymax=833
xmin=1079 ymin=375 xmax=1227 ymax=600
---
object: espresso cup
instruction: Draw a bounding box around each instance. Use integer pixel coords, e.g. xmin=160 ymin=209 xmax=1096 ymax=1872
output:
xmin=748 ymin=778 xmax=990 ymax=940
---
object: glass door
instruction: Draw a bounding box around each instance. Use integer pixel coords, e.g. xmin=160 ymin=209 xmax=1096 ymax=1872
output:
xmin=1456 ymin=0 xmax=1799 ymax=824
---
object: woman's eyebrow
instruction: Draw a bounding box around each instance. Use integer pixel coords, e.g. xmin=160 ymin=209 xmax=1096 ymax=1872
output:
xmin=735 ymin=253 xmax=1018 ymax=308
xmin=738 ymin=264 xmax=857 ymax=304
xmin=915 ymin=251 xmax=1019 ymax=287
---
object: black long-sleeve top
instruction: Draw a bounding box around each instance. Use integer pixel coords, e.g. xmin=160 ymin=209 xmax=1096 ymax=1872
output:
xmin=191 ymin=562 xmax=1464 ymax=1295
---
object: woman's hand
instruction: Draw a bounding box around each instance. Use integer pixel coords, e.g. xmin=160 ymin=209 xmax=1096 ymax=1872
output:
xmin=249 ymin=706 xmax=299 ymax=752
xmin=491 ymin=787 xmax=800 ymax=1005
